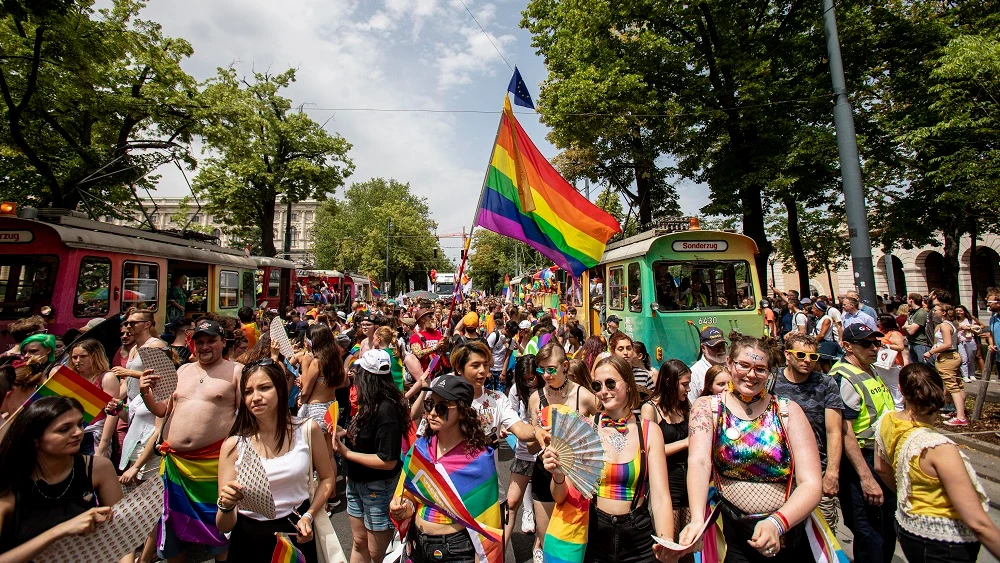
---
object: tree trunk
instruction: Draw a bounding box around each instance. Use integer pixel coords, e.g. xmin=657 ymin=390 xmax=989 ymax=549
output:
xmin=633 ymin=158 xmax=653 ymax=230
xmin=260 ymin=195 xmax=277 ymax=257
xmin=941 ymin=225 xmax=962 ymax=302
xmin=783 ymin=197 xmax=811 ymax=296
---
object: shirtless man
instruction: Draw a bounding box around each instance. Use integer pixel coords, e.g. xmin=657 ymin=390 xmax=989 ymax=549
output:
xmin=140 ymin=319 xmax=241 ymax=562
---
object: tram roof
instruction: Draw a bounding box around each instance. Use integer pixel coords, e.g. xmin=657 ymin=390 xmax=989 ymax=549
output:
xmin=253 ymin=256 xmax=296 ymax=268
xmin=297 ymin=269 xmax=343 ymax=278
xmin=28 ymin=216 xmax=260 ymax=268
xmin=600 ymin=228 xmax=758 ymax=264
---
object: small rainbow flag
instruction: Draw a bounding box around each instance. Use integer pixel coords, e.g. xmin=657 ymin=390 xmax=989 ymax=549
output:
xmin=271 ymin=533 xmax=306 ymax=563
xmin=26 ymin=365 xmax=113 ymax=424
xmin=323 ymin=401 xmax=339 ymax=432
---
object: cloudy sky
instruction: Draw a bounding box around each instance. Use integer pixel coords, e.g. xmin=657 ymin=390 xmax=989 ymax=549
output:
xmin=136 ymin=0 xmax=710 ymax=263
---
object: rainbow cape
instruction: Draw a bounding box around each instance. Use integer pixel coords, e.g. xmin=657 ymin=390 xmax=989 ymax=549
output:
xmin=477 ymin=96 xmax=621 ymax=276
xmin=272 ymin=533 xmax=307 ymax=563
xmin=540 ymin=404 xmax=591 ymax=563
xmin=387 ymin=347 xmax=405 ymax=392
xmin=398 ymin=436 xmax=502 ymax=563
xmin=806 ymin=508 xmax=849 ymax=563
xmin=26 ymin=365 xmax=113 ymax=424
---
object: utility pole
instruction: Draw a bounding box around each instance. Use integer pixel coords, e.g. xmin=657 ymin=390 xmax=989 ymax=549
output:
xmin=385 ymin=217 xmax=392 ymax=295
xmin=822 ymin=0 xmax=877 ymax=308
xmin=283 ymin=198 xmax=293 ymax=260
xmin=584 ymin=178 xmax=590 ymax=200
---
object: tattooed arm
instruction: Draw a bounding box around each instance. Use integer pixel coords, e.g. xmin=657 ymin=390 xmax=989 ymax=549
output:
xmin=679 ymin=396 xmax=715 ymax=544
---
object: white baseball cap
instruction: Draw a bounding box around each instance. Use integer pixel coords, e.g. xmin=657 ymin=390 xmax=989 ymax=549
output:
xmin=518 ymin=320 xmax=531 ymax=330
xmin=357 ymin=349 xmax=391 ymax=375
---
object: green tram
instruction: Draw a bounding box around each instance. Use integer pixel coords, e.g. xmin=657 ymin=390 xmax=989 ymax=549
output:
xmin=583 ymin=226 xmax=765 ymax=366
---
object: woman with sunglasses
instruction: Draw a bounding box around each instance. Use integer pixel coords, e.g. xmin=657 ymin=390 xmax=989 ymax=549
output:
xmin=217 ymin=361 xmax=334 ymax=563
xmin=642 ymin=359 xmax=692 ymax=553
xmin=528 ymin=342 xmax=598 ymax=561
xmin=389 ymin=376 xmax=497 ymax=563
xmin=682 ymin=336 xmax=822 ymax=561
xmin=333 ymin=349 xmax=409 ymax=563
xmin=542 ymin=356 xmax=674 ymax=563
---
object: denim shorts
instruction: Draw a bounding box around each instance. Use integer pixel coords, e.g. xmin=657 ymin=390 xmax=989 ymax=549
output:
xmin=346 ymin=475 xmax=395 ymax=531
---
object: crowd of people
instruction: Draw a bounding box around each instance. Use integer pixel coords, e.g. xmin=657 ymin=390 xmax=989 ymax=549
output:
xmin=1 ymin=285 xmax=1000 ymax=563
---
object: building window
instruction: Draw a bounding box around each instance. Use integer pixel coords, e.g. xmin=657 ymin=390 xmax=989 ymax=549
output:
xmin=213 ymin=228 xmax=222 ymax=238
xmin=149 ymin=213 xmax=158 ymax=223
xmin=289 ymin=227 xmax=298 ymax=249
xmin=305 ymin=211 xmax=313 ymax=221
xmin=191 ymin=214 xmax=200 ymax=223
xmin=74 ymin=257 xmax=112 ymax=317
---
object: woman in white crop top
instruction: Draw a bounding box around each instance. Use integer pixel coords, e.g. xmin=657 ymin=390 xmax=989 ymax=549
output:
xmin=217 ymin=360 xmax=335 ymax=563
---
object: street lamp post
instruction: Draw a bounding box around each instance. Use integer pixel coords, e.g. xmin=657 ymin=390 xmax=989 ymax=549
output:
xmin=822 ymin=0 xmax=878 ymax=308
xmin=385 ymin=217 xmax=392 ymax=295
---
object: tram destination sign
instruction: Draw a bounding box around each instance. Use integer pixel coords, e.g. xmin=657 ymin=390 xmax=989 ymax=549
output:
xmin=671 ymin=240 xmax=728 ymax=252
xmin=0 ymin=230 xmax=33 ymax=243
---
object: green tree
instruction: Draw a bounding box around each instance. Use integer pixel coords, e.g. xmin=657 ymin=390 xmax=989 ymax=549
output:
xmin=167 ymin=196 xmax=212 ymax=235
xmin=467 ymin=229 xmax=546 ymax=293
xmin=768 ymin=205 xmax=850 ymax=297
xmin=193 ymin=67 xmax=354 ymax=257
xmin=0 ymin=0 xmax=200 ymax=215
xmin=311 ymin=178 xmax=451 ymax=293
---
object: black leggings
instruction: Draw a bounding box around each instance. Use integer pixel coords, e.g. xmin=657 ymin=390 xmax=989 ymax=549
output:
xmin=896 ymin=522 xmax=981 ymax=563
xmin=583 ymin=503 xmax=657 ymax=563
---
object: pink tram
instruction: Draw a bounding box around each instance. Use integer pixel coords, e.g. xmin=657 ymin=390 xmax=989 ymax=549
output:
xmin=0 ymin=206 xmax=296 ymax=346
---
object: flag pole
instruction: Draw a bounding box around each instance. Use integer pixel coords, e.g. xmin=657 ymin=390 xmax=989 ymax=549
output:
xmin=445 ymin=95 xmax=509 ymax=333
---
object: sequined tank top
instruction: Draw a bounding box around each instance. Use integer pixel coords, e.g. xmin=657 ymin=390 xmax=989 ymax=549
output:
xmin=712 ymin=396 xmax=792 ymax=482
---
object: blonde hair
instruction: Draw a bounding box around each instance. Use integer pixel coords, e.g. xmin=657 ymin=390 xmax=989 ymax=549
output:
xmin=374 ymin=326 xmax=400 ymax=357
xmin=71 ymin=339 xmax=111 ymax=376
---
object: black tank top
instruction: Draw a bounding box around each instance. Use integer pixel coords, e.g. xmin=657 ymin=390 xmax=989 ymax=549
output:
xmin=1 ymin=456 xmax=99 ymax=551
xmin=655 ymin=408 xmax=690 ymax=508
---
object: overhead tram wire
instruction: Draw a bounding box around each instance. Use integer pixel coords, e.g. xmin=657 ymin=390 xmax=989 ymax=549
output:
xmin=456 ymin=0 xmax=514 ymax=73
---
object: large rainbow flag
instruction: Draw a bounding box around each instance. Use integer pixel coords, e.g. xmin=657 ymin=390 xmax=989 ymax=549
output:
xmin=396 ymin=436 xmax=502 ymax=563
xmin=477 ymin=85 xmax=621 ymax=276
xmin=26 ymin=365 xmax=113 ymax=424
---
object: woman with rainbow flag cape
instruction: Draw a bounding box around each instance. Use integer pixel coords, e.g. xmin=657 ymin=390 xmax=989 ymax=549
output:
xmin=389 ymin=376 xmax=503 ymax=563
xmin=682 ymin=336 xmax=824 ymax=562
xmin=540 ymin=356 xmax=675 ymax=563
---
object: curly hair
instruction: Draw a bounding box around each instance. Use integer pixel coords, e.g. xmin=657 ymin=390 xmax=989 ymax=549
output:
xmin=425 ymin=400 xmax=490 ymax=455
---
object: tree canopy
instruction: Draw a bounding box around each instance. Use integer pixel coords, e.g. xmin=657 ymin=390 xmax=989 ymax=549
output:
xmin=311 ymin=178 xmax=452 ymax=292
xmin=467 ymin=229 xmax=546 ymax=293
xmin=0 ymin=0 xmax=200 ymax=215
xmin=192 ymin=67 xmax=354 ymax=257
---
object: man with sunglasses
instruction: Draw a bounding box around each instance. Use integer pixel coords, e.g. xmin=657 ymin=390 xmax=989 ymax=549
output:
xmin=687 ymin=326 xmax=728 ymax=403
xmin=773 ymin=334 xmax=844 ymax=529
xmin=829 ymin=324 xmax=896 ymax=563
xmin=139 ymin=319 xmax=242 ymax=561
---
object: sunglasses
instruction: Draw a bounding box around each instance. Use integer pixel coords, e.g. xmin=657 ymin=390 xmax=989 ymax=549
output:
xmin=535 ymin=366 xmax=559 ymax=375
xmin=423 ymin=399 xmax=457 ymax=419
xmin=242 ymin=358 xmax=276 ymax=374
xmin=851 ymin=340 xmax=880 ymax=349
xmin=590 ymin=378 xmax=620 ymax=393
xmin=787 ymin=350 xmax=820 ymax=361
xmin=122 ymin=320 xmax=149 ymax=327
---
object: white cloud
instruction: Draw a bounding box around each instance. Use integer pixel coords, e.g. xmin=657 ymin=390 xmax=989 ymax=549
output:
xmin=436 ymin=27 xmax=515 ymax=89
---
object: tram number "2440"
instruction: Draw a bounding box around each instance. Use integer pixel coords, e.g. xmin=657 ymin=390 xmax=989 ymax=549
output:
xmin=696 ymin=317 xmax=718 ymax=326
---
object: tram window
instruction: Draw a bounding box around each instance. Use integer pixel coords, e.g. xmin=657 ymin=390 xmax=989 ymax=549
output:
xmin=652 ymin=260 xmax=755 ymax=311
xmin=268 ymin=269 xmax=281 ymax=298
xmin=219 ymin=270 xmax=239 ymax=309
xmin=0 ymin=256 xmax=58 ymax=319
xmin=121 ymin=261 xmax=159 ymax=313
xmin=242 ymin=271 xmax=256 ymax=307
xmin=608 ymin=266 xmax=624 ymax=311
xmin=627 ymin=262 xmax=642 ymax=313
xmin=74 ymin=257 xmax=112 ymax=317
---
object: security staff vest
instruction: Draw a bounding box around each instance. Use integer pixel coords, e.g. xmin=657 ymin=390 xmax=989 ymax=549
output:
xmin=830 ymin=359 xmax=894 ymax=449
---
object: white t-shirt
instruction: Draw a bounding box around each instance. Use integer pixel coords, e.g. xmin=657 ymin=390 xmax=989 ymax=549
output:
xmin=688 ymin=356 xmax=713 ymax=404
xmin=506 ymin=383 xmax=538 ymax=462
xmin=472 ymin=388 xmax=519 ymax=503
xmin=793 ymin=311 xmax=809 ymax=333
xmin=486 ymin=331 xmax=508 ymax=372
xmin=827 ymin=306 xmax=843 ymax=326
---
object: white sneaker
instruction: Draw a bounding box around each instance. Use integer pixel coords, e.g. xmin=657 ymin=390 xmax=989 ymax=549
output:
xmin=521 ymin=509 xmax=535 ymax=534
xmin=964 ymin=376 xmax=972 ymax=382
xmin=533 ymin=548 xmax=544 ymax=563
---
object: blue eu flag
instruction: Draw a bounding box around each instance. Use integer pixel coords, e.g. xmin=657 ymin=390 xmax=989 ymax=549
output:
xmin=507 ymin=67 xmax=535 ymax=109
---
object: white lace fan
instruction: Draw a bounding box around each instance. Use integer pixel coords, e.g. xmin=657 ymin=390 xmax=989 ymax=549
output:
xmin=547 ymin=405 xmax=604 ymax=499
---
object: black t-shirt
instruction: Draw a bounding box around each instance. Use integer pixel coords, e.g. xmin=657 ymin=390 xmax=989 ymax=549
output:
xmin=346 ymin=401 xmax=403 ymax=482
xmin=771 ymin=369 xmax=844 ymax=470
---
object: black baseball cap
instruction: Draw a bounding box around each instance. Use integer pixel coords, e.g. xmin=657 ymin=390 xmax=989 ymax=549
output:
xmin=606 ymin=315 xmax=622 ymax=324
xmin=193 ymin=319 xmax=224 ymax=338
xmin=428 ymin=375 xmax=474 ymax=406
xmin=842 ymin=324 xmax=885 ymax=342
xmin=700 ymin=326 xmax=725 ymax=346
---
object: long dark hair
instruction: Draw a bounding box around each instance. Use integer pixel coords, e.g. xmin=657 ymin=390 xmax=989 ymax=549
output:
xmin=424 ymin=399 xmax=489 ymax=454
xmin=0 ymin=396 xmax=83 ymax=495
xmin=653 ymin=359 xmax=691 ymax=420
xmin=633 ymin=342 xmax=652 ymax=370
xmin=230 ymin=362 xmax=296 ymax=453
xmin=310 ymin=324 xmax=345 ymax=387
xmin=347 ymin=368 xmax=409 ymax=444
xmin=237 ymin=332 xmax=275 ymax=366
xmin=513 ymin=354 xmax=537 ymax=412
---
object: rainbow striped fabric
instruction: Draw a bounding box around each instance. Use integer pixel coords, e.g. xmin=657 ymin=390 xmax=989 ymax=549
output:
xmin=157 ymin=440 xmax=227 ymax=549
xmin=271 ymin=533 xmax=307 ymax=563
xmin=400 ymin=436 xmax=502 ymax=563
xmin=806 ymin=508 xmax=849 ymax=563
xmin=539 ymin=404 xmax=590 ymax=563
xmin=386 ymin=348 xmax=404 ymax=392
xmin=477 ymin=96 xmax=621 ymax=276
xmin=27 ymin=365 xmax=113 ymax=424
xmin=323 ymin=401 xmax=339 ymax=431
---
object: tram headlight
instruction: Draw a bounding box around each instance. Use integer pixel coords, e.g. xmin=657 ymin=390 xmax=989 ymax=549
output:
xmin=0 ymin=202 xmax=16 ymax=216
xmin=39 ymin=306 xmax=53 ymax=318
